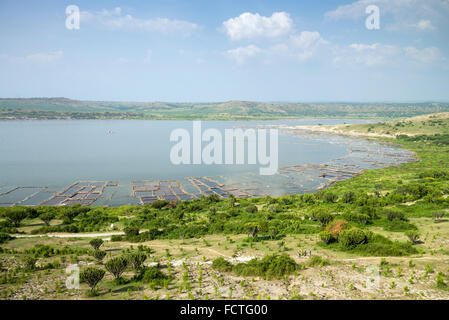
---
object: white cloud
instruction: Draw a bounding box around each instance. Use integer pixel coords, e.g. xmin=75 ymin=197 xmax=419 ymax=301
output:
xmin=289 ymin=31 xmax=328 ymax=61
xmin=333 ymin=43 xmax=446 ymax=67
xmin=25 ymin=50 xmax=63 ymax=63
xmin=404 ymin=46 xmax=445 ymax=64
xmin=81 ymin=7 xmax=199 ymax=35
xmin=222 ymin=12 xmax=293 ymax=41
xmin=415 ymin=19 xmax=436 ymax=31
xmin=0 ymin=50 xmax=63 ymax=64
xmin=226 ymin=45 xmax=261 ymax=64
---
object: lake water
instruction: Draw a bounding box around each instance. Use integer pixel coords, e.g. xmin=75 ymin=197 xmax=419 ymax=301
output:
xmin=0 ymin=119 xmax=415 ymax=206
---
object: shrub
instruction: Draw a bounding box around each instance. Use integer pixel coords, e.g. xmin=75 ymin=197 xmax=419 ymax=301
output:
xmin=325 ymin=220 xmax=348 ymax=239
xmin=342 ymin=191 xmax=356 ymax=203
xmin=111 ymin=235 xmax=123 ymax=241
xmin=405 ymin=230 xmax=420 ymax=244
xmin=105 ymin=257 xmax=128 ymax=279
xmin=211 ymin=257 xmax=233 ymax=272
xmin=245 ymin=205 xmax=258 ymax=214
xmin=316 ymin=212 xmax=334 ymax=226
xmin=232 ymin=254 xmax=298 ymax=279
xmin=124 ymin=226 xmax=140 ymax=238
xmin=135 ymin=267 xmax=168 ymax=285
xmin=319 ymin=231 xmax=333 ymax=244
xmin=80 ymin=267 xmax=105 ymax=294
xmin=0 ymin=233 xmax=13 ymax=244
xmin=89 ymin=238 xmax=104 ymax=250
xmin=338 ymin=228 xmax=368 ymax=249
xmin=307 ymin=255 xmax=330 ymax=267
xmin=323 ymin=192 xmax=338 ymax=203
xmin=127 ymin=252 xmax=147 ymax=271
xmin=92 ymin=250 xmax=107 ymax=262
xmin=151 ymin=200 xmax=169 ymax=209
xmin=23 ymin=256 xmax=37 ymax=271
xmin=384 ymin=209 xmax=406 ymax=221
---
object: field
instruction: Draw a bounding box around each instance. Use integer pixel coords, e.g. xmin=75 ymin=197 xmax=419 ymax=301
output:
xmin=1 ymin=113 xmax=449 ymax=300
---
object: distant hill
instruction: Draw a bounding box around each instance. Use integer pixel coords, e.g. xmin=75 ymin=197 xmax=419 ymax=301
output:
xmin=1 ymin=98 xmax=449 ymax=120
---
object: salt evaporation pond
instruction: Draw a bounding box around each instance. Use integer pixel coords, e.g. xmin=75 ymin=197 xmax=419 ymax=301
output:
xmin=0 ymin=119 xmax=416 ymax=206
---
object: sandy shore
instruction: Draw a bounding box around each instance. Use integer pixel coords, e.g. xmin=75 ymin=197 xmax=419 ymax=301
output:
xmin=279 ymin=123 xmax=395 ymax=138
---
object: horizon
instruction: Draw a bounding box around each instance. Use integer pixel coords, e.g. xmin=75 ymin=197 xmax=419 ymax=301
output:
xmin=1 ymin=0 xmax=449 ymax=102
xmin=1 ymin=97 xmax=449 ymax=105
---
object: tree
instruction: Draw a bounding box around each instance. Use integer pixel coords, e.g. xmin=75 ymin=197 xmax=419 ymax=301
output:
xmin=127 ymin=252 xmax=147 ymax=271
xmin=405 ymin=230 xmax=420 ymax=244
xmin=316 ymin=212 xmax=334 ymax=226
xmin=268 ymin=226 xmax=279 ymax=240
xmin=39 ymin=212 xmax=55 ymax=226
xmin=245 ymin=222 xmax=259 ymax=238
xmin=62 ymin=207 xmax=81 ymax=224
xmin=80 ymin=267 xmax=105 ymax=294
xmin=342 ymin=191 xmax=356 ymax=204
xmin=105 ymin=257 xmax=128 ymax=279
xmin=4 ymin=208 xmax=28 ymax=227
xmin=92 ymin=250 xmax=107 ymax=262
xmin=89 ymin=238 xmax=104 ymax=250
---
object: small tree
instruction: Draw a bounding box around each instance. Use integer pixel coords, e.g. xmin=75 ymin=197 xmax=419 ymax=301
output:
xmin=80 ymin=267 xmax=105 ymax=295
xmin=92 ymin=250 xmax=107 ymax=262
xmin=405 ymin=230 xmax=420 ymax=244
xmin=268 ymin=227 xmax=279 ymax=240
xmin=105 ymin=257 xmax=128 ymax=279
xmin=39 ymin=212 xmax=55 ymax=226
xmin=317 ymin=212 xmax=334 ymax=226
xmin=245 ymin=222 xmax=259 ymax=238
xmin=127 ymin=252 xmax=147 ymax=271
xmin=89 ymin=238 xmax=104 ymax=250
xmin=4 ymin=208 xmax=28 ymax=227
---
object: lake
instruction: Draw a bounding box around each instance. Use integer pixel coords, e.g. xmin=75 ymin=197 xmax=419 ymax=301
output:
xmin=0 ymin=119 xmax=415 ymax=206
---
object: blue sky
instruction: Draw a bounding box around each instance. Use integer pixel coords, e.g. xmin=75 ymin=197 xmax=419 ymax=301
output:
xmin=0 ymin=0 xmax=448 ymax=102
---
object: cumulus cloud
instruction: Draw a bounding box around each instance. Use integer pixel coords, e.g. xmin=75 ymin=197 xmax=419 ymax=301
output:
xmin=222 ymin=12 xmax=293 ymax=41
xmin=289 ymin=31 xmax=328 ymax=61
xmin=81 ymin=7 xmax=199 ymax=35
xmin=226 ymin=45 xmax=261 ymax=64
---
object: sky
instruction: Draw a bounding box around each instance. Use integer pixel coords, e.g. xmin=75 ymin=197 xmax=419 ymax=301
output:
xmin=0 ymin=0 xmax=448 ymax=102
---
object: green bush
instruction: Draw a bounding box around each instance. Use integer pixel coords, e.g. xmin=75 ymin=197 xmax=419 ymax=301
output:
xmin=307 ymin=255 xmax=330 ymax=267
xmin=232 ymin=254 xmax=298 ymax=279
xmin=135 ymin=267 xmax=168 ymax=285
xmin=151 ymin=200 xmax=169 ymax=209
xmin=245 ymin=205 xmax=258 ymax=214
xmin=319 ymin=231 xmax=333 ymax=244
xmin=338 ymin=228 xmax=368 ymax=249
xmin=211 ymin=257 xmax=233 ymax=272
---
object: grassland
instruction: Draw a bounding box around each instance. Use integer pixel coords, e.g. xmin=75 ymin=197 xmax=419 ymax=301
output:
xmin=0 ymin=112 xmax=449 ymax=300
xmin=1 ymin=98 xmax=449 ymax=120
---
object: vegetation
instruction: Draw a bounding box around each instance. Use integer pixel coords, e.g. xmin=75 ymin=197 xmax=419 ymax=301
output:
xmin=80 ymin=267 xmax=105 ymax=295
